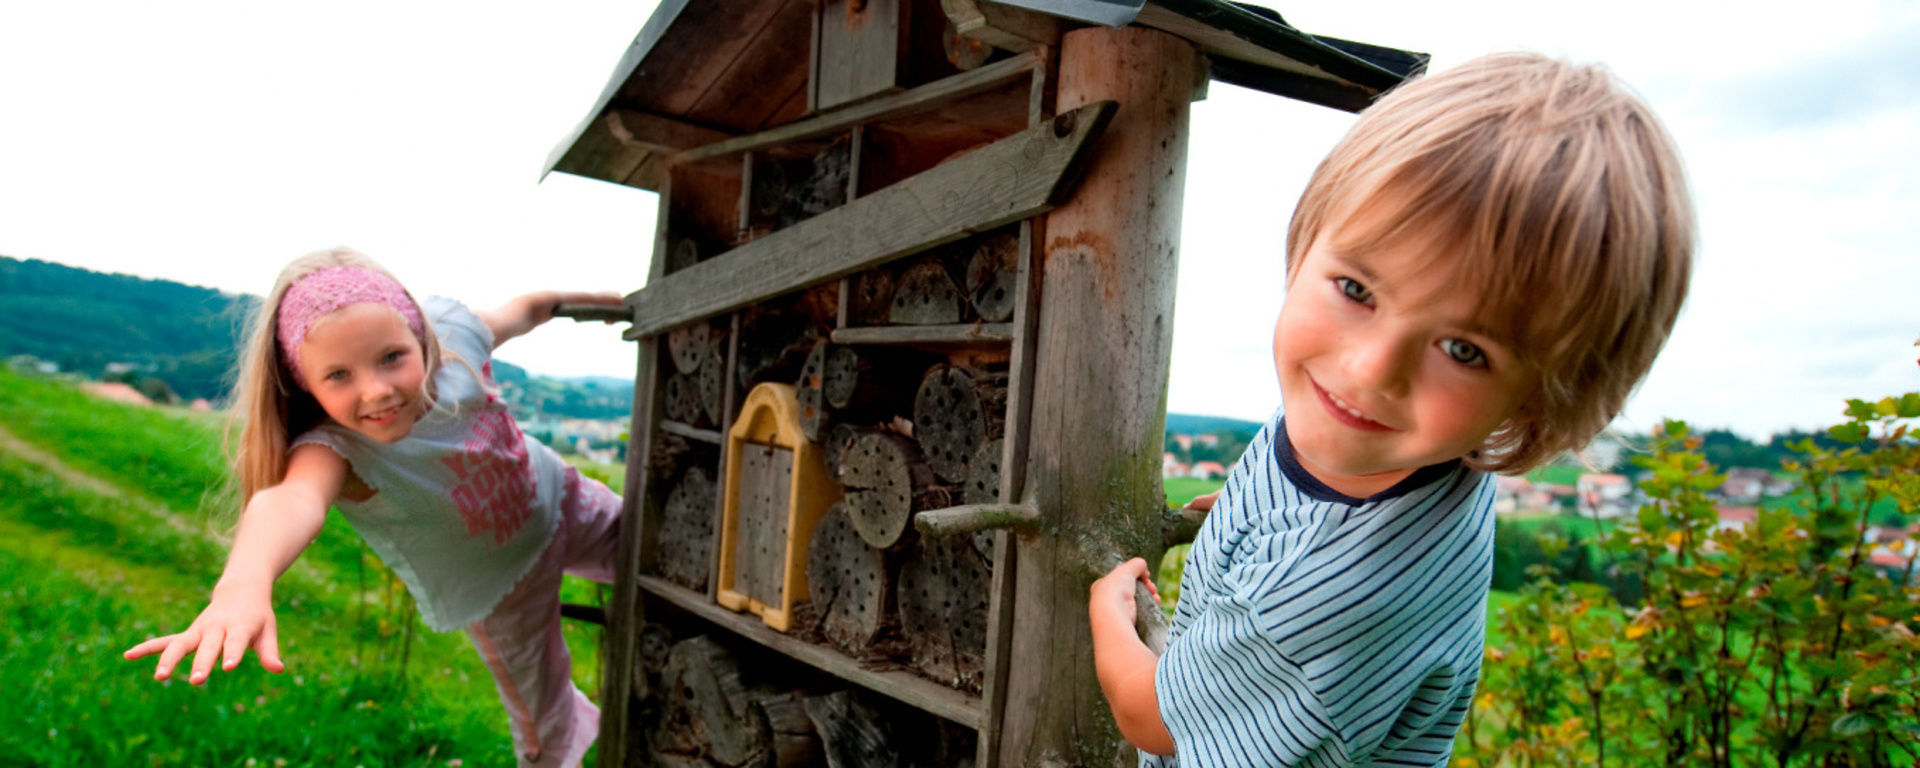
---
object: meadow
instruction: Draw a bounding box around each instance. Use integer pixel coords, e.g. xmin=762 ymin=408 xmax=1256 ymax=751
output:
xmin=0 ymin=368 xmax=608 ymax=767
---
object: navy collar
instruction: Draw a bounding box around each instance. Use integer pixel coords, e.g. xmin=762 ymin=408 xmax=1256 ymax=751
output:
xmin=1274 ymin=417 xmax=1462 ymax=506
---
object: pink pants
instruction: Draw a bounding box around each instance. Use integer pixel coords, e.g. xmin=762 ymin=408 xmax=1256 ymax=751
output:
xmin=467 ymin=468 xmax=622 ymax=768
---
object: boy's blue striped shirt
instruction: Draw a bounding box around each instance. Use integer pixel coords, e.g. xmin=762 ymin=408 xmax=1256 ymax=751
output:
xmin=1145 ymin=412 xmax=1496 ymax=768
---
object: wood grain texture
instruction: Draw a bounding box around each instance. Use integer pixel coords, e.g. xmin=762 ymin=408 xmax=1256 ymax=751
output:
xmin=998 ymin=26 xmax=1195 ymax=767
xmin=624 ymin=100 xmax=1112 ymax=338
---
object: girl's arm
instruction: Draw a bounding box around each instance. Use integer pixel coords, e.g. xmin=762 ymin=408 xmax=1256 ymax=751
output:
xmin=123 ymin=443 xmax=344 ymax=684
xmin=1090 ymin=558 xmax=1177 ymax=755
xmin=478 ymin=291 xmax=625 ymax=349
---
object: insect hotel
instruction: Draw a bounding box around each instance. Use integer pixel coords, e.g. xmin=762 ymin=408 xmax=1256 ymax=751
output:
xmin=545 ymin=1 xmax=1422 ymax=764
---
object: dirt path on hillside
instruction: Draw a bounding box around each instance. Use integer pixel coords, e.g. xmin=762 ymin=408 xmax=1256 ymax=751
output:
xmin=0 ymin=420 xmax=223 ymax=542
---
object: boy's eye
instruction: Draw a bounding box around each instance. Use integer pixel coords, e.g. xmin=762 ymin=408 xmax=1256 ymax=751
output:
xmin=1334 ymin=276 xmax=1373 ymax=304
xmin=1440 ymin=339 xmax=1487 ymax=368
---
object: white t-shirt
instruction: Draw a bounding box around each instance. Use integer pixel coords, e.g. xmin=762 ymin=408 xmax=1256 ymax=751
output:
xmin=293 ymin=297 xmax=567 ymax=631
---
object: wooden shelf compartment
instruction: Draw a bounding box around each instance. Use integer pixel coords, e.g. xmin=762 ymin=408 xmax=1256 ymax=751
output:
xmin=830 ymin=323 xmax=1014 ymax=346
xmin=659 ymin=419 xmax=724 ymax=445
xmin=636 ymin=574 xmax=984 ymax=731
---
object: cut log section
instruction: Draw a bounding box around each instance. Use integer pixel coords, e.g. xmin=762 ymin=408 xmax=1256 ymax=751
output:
xmin=821 ymin=345 xmax=929 ymax=421
xmin=897 ymin=536 xmax=992 ymax=693
xmin=805 ymin=502 xmax=890 ymax=654
xmin=846 ymin=269 xmax=897 ymax=327
xmin=664 ymin=371 xmax=703 ymax=426
xmin=912 ymin=366 xmax=1008 ymax=484
xmin=817 ymin=422 xmax=858 ymax=485
xmin=699 ymin=333 xmax=727 ymax=426
xmin=888 ymin=260 xmax=964 ymax=325
xmin=752 ymin=691 xmax=823 ymax=767
xmin=668 ymin=321 xmax=711 ymax=375
xmin=803 ymin=690 xmax=904 ymax=768
xmin=963 ymin=228 xmax=1020 ymax=322
xmin=657 ymin=636 xmax=761 ymax=766
xmin=965 ymin=437 xmax=1005 ymax=563
xmin=632 ymin=621 xmax=676 ymax=701
xmin=796 ymin=339 xmax=831 ymax=441
xmin=838 ymin=432 xmax=940 ymax=550
xmin=656 ymin=467 xmax=716 ymax=592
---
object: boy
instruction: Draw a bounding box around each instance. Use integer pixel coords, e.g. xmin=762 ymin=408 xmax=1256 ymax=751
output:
xmin=1089 ymin=52 xmax=1693 ymax=766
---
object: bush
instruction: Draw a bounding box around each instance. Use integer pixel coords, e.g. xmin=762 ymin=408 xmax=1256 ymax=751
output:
xmin=1467 ymin=392 xmax=1920 ymax=767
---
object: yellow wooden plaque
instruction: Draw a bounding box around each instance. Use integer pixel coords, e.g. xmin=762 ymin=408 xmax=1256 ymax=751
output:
xmin=716 ymin=383 xmax=843 ymax=631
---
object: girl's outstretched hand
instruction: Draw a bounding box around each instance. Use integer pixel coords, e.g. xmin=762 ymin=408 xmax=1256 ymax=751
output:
xmin=124 ymin=584 xmax=284 ymax=684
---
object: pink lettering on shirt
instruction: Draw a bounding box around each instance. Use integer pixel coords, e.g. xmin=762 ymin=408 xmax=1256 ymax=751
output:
xmin=444 ymin=409 xmax=536 ymax=545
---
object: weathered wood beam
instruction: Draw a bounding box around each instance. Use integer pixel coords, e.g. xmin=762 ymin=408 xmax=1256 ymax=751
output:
xmin=1162 ymin=504 xmax=1208 ymax=547
xmin=829 ymin=323 xmax=1014 ymax=345
xmin=941 ymin=0 xmax=1062 ymax=53
xmin=914 ymin=503 xmax=1040 ymax=538
xmin=999 ymin=26 xmax=1195 ymax=766
xmin=622 ymin=100 xmax=1114 ymax=339
xmin=553 ymin=302 xmax=632 ymax=324
xmin=606 ymin=108 xmax=736 ymax=156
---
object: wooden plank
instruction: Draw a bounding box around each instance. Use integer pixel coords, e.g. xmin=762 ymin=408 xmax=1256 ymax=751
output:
xmin=598 ymin=173 xmax=681 ymax=766
xmin=816 ymin=0 xmax=905 ymax=111
xmin=608 ymin=109 xmax=736 ymax=155
xmin=830 ymin=323 xmax=1014 ymax=345
xmin=680 ymin=51 xmax=1039 ymax=164
xmin=623 ymin=100 xmax=1113 ymax=339
xmin=687 ymin=0 xmax=815 ymax=130
xmin=942 ymin=0 xmax=1061 ymax=53
xmin=638 ymin=574 xmax=985 ymax=730
xmin=660 ymin=419 xmax=724 ymax=445
xmin=997 ymin=26 xmax=1195 ymax=766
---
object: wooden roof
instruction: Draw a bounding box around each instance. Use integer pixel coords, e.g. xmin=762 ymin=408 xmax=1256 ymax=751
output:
xmin=545 ymin=0 xmax=1425 ymax=191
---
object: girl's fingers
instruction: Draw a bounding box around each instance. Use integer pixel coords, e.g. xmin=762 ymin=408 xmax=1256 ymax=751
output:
xmin=152 ymin=632 xmax=196 ymax=681
xmin=255 ymin=623 xmax=284 ymax=673
xmin=124 ymin=634 xmax=175 ymax=660
xmin=221 ymin=624 xmax=253 ymax=671
xmin=188 ymin=629 xmax=224 ymax=684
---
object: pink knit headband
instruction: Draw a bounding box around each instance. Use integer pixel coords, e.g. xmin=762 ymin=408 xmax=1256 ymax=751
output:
xmin=276 ymin=265 xmax=426 ymax=386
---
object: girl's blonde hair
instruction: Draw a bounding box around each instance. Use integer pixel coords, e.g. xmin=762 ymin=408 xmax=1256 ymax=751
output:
xmin=226 ymin=247 xmax=444 ymax=505
xmin=1286 ymin=52 xmax=1695 ymax=473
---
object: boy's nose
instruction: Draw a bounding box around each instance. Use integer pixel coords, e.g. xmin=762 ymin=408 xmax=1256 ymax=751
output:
xmin=1343 ymin=333 xmax=1413 ymax=397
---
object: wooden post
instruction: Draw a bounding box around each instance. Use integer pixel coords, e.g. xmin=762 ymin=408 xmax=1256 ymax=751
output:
xmin=999 ymin=25 xmax=1195 ymax=767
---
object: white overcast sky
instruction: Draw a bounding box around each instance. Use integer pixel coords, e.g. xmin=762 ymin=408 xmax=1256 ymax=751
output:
xmin=1 ymin=1 xmax=1915 ymax=440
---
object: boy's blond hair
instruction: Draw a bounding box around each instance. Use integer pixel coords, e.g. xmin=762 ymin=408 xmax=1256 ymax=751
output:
xmin=1285 ymin=51 xmax=1694 ymax=473
xmin=227 ymin=248 xmax=445 ymax=505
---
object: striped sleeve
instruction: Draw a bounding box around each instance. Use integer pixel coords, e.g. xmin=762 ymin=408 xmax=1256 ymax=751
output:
xmin=1155 ymin=570 xmax=1349 ymax=767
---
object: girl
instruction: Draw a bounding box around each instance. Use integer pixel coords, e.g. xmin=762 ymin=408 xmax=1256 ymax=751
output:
xmin=125 ymin=247 xmax=627 ymax=767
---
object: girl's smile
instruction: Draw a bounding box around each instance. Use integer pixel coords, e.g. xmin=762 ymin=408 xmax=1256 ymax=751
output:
xmin=296 ymin=302 xmax=428 ymax=443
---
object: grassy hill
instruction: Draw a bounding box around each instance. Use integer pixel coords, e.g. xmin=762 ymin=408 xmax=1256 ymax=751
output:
xmin=0 ymin=367 xmax=608 ymax=766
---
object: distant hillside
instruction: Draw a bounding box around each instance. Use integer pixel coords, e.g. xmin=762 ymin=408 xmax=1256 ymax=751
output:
xmin=491 ymin=360 xmax=633 ymax=421
xmin=0 ymin=256 xmax=251 ymax=401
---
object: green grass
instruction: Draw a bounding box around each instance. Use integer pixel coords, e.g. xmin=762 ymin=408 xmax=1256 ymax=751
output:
xmin=1164 ymin=477 xmax=1224 ymax=508
xmin=0 ymin=369 xmax=610 ymax=766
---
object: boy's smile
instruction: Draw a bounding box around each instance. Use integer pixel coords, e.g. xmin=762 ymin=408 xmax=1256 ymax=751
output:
xmin=296 ymin=302 xmax=428 ymax=443
xmin=1275 ymin=204 xmax=1532 ymax=498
